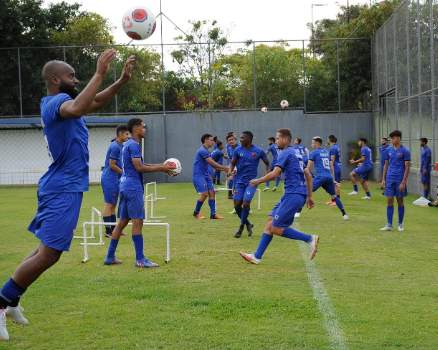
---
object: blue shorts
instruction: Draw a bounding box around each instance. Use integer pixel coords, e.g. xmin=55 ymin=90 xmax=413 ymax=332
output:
xmin=334 ymin=165 xmax=341 ymax=183
xmin=270 ymin=194 xmax=306 ymax=228
xmin=384 ymin=180 xmax=407 ymax=198
xmin=28 ymin=192 xmax=83 ymax=252
xmin=118 ymin=190 xmax=145 ymax=220
xmin=353 ymin=165 xmax=373 ymax=181
xmin=313 ymin=176 xmax=336 ymax=196
xmin=234 ymin=182 xmax=257 ymax=202
xmin=101 ymin=178 xmax=119 ymax=205
xmin=193 ymin=176 xmax=214 ymax=193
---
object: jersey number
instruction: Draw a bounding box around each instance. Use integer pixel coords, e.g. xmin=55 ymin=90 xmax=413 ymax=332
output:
xmin=323 ymin=158 xmax=330 ymax=170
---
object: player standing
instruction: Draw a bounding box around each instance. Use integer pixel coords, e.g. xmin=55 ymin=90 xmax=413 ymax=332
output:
xmin=225 ymin=133 xmax=239 ymax=200
xmin=0 ymin=50 xmax=134 ymax=341
xmin=101 ymin=125 xmax=130 ymax=237
xmin=210 ymin=141 xmax=225 ymax=185
xmin=420 ymin=137 xmax=432 ymax=200
xmin=104 ymin=119 xmax=175 ymax=267
xmin=230 ymin=131 xmax=270 ymax=238
xmin=327 ymin=135 xmax=342 ymax=205
xmin=349 ymin=138 xmax=373 ymax=199
xmin=379 ymin=137 xmax=390 ymax=187
xmin=263 ymin=137 xmax=281 ymax=192
xmin=380 ymin=130 xmax=411 ymax=232
xmin=239 ymin=129 xmax=319 ymax=264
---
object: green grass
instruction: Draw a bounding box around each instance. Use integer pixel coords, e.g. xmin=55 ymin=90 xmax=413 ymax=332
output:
xmin=0 ymin=182 xmax=437 ymax=349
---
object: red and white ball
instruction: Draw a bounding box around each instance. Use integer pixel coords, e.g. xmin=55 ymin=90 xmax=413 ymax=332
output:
xmin=260 ymin=106 xmax=268 ymax=113
xmin=122 ymin=6 xmax=156 ymax=40
xmin=164 ymin=158 xmax=182 ymax=176
xmin=280 ymin=100 xmax=289 ymax=109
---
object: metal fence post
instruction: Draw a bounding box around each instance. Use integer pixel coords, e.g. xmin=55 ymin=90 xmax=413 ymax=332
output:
xmin=252 ymin=41 xmax=257 ymax=110
xmin=63 ymin=46 xmax=66 ymax=62
xmin=406 ymin=2 xmax=412 ymax=152
xmin=17 ymin=48 xmax=23 ymax=117
xmin=113 ymin=65 xmax=118 ymax=114
xmin=430 ymin=0 xmax=436 ymax=164
xmin=336 ymin=39 xmax=341 ymax=112
xmin=302 ymin=40 xmax=307 ymax=112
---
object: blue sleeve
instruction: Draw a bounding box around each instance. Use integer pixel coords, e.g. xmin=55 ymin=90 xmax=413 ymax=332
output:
xmin=109 ymin=144 xmax=120 ymax=160
xmin=309 ymin=150 xmax=316 ymax=162
xmin=200 ymin=148 xmax=210 ymax=159
xmin=329 ymin=147 xmax=334 ymax=157
xmin=260 ymin=149 xmax=268 ymax=162
xmin=404 ymin=148 xmax=411 ymax=162
xmin=43 ymin=93 xmax=72 ymax=124
xmin=232 ymin=147 xmax=240 ymax=162
xmin=361 ymin=148 xmax=366 ymax=157
xmin=129 ymin=142 xmax=142 ymax=158
xmin=275 ymin=150 xmax=288 ymax=170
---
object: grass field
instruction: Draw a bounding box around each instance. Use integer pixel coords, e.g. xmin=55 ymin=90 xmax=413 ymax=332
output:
xmin=0 ymin=182 xmax=437 ymax=350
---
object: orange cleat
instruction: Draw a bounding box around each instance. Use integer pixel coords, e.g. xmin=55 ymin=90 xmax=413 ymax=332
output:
xmin=210 ymin=214 xmax=224 ymax=220
xmin=193 ymin=213 xmax=206 ymax=220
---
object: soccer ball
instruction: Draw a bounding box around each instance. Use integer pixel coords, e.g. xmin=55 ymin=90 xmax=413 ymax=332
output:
xmin=280 ymin=100 xmax=289 ymax=109
xmin=122 ymin=6 xmax=156 ymax=40
xmin=260 ymin=106 xmax=268 ymax=113
xmin=165 ymin=158 xmax=182 ymax=176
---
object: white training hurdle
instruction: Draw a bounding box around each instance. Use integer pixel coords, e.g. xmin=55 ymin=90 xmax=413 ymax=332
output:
xmin=145 ymin=182 xmax=166 ymax=220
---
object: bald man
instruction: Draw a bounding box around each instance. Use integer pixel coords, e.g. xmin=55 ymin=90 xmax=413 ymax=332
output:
xmin=0 ymin=49 xmax=136 ymax=341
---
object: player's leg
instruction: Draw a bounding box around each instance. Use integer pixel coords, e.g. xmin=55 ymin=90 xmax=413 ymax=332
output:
xmin=102 ymin=181 xmax=119 ymax=237
xmin=227 ymin=177 xmax=234 ymax=200
xmin=206 ymin=178 xmax=222 ymax=219
xmin=396 ymin=196 xmax=405 ymax=231
xmin=349 ymin=169 xmax=359 ymax=194
xmin=274 ymin=175 xmax=281 ymax=190
xmin=381 ymin=182 xmax=395 ymax=230
xmin=104 ymin=218 xmax=129 ymax=265
xmin=323 ymin=180 xmax=348 ymax=219
xmin=360 ymin=172 xmax=372 ymax=199
xmin=240 ymin=185 xmax=258 ymax=236
xmin=240 ymin=217 xmax=274 ymax=264
xmin=193 ymin=177 xmax=208 ymax=219
xmin=102 ymin=202 xmax=117 ymax=238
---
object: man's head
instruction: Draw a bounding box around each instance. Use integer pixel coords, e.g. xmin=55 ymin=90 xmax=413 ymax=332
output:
xmin=328 ymin=134 xmax=337 ymax=145
xmin=216 ymin=141 xmax=224 ymax=150
xmin=268 ymin=137 xmax=275 ymax=145
xmin=420 ymin=137 xmax=428 ymax=147
xmin=201 ymin=133 xmax=215 ymax=148
xmin=275 ymin=129 xmax=292 ymax=149
xmin=381 ymin=137 xmax=389 ymax=146
xmin=116 ymin=125 xmax=130 ymax=143
xmin=42 ymin=60 xmax=80 ymax=98
xmin=240 ymin=131 xmax=253 ymax=147
xmin=226 ymin=133 xmax=237 ymax=146
xmin=389 ymin=130 xmax=402 ymax=146
xmin=358 ymin=138 xmax=368 ymax=147
xmin=311 ymin=136 xmax=323 ymax=149
xmin=127 ymin=118 xmax=146 ymax=139
xmin=294 ymin=137 xmax=302 ymax=145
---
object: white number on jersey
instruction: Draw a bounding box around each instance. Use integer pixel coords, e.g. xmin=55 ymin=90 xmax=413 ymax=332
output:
xmin=322 ymin=158 xmax=330 ymax=170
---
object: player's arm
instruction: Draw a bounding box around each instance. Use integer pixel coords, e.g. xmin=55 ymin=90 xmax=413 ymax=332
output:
xmin=132 ymin=158 xmax=174 ymax=174
xmin=88 ymin=56 xmax=136 ymax=113
xmin=330 ymin=155 xmax=336 ymax=180
xmin=304 ymin=168 xmax=314 ymax=209
xmin=381 ymin=160 xmax=389 ymax=186
xmin=306 ymin=159 xmax=314 ymax=174
xmin=262 ymin=152 xmax=270 ymax=173
xmin=250 ymin=166 xmax=282 ymax=187
xmin=400 ymin=160 xmax=411 ymax=191
xmin=206 ymin=157 xmax=228 ymax=172
xmin=60 ymin=49 xmax=116 ymax=118
xmin=229 ymin=157 xmax=238 ymax=175
xmin=349 ymin=155 xmax=365 ymax=165
xmin=109 ymin=159 xmax=122 ymax=175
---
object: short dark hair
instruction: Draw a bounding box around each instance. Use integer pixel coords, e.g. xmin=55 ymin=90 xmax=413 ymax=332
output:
xmin=242 ymin=131 xmax=253 ymax=141
xmin=277 ymin=129 xmax=291 ymax=140
xmin=226 ymin=133 xmax=235 ymax=141
xmin=116 ymin=125 xmax=128 ymax=135
xmin=127 ymin=118 xmax=144 ymax=133
xmin=381 ymin=137 xmax=389 ymax=141
xmin=312 ymin=136 xmax=323 ymax=144
xmin=359 ymin=137 xmax=368 ymax=144
xmin=213 ymin=136 xmax=218 ymax=142
xmin=389 ymin=130 xmax=402 ymax=138
xmin=268 ymin=137 xmax=275 ymax=142
xmin=328 ymin=134 xmax=337 ymax=143
xmin=420 ymin=137 xmax=428 ymax=144
xmin=216 ymin=141 xmax=223 ymax=148
xmin=296 ymin=137 xmax=302 ymax=144
xmin=201 ymin=133 xmax=213 ymax=143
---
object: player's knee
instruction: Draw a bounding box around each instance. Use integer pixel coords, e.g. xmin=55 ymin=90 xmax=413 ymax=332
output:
xmin=242 ymin=202 xmax=250 ymax=209
xmin=271 ymin=226 xmax=283 ymax=236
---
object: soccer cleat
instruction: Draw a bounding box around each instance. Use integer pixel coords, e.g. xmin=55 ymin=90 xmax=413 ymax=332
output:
xmin=210 ymin=214 xmax=224 ymax=220
xmin=6 ymin=305 xmax=28 ymax=325
xmin=343 ymin=214 xmax=349 ymax=221
xmin=325 ymin=200 xmax=333 ymax=205
xmin=294 ymin=212 xmax=301 ymax=219
xmin=193 ymin=213 xmax=206 ymax=220
xmin=246 ymin=223 xmax=254 ymax=237
xmin=272 ymin=186 xmax=278 ymax=192
xmin=380 ymin=225 xmax=393 ymax=231
xmin=398 ymin=224 xmax=404 ymax=232
xmin=0 ymin=309 xmax=9 ymax=341
xmin=104 ymin=256 xmax=122 ymax=265
xmin=348 ymin=191 xmax=358 ymax=195
xmin=240 ymin=252 xmax=260 ymax=264
xmin=234 ymin=225 xmax=244 ymax=238
xmin=309 ymin=235 xmax=319 ymax=260
xmin=262 ymin=187 xmax=270 ymax=192
xmin=361 ymin=196 xmax=371 ymax=200
xmin=135 ymin=258 xmax=159 ymax=268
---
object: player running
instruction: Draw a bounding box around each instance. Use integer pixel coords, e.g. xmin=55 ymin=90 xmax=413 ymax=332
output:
xmin=239 ymin=128 xmax=319 ymax=264
xmin=380 ymin=130 xmax=411 ymax=232
xmin=327 ymin=135 xmax=342 ymax=206
xmin=230 ymin=131 xmax=270 ymax=238
xmin=307 ymin=137 xmax=349 ymax=220
xmin=349 ymin=138 xmax=373 ymax=199
xmin=192 ymin=134 xmax=229 ymax=220
xmin=104 ymin=119 xmax=175 ymax=267
xmin=101 ymin=125 xmax=130 ymax=237
xmin=263 ymin=137 xmax=281 ymax=192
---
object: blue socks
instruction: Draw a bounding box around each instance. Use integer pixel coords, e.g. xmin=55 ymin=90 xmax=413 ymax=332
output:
xmin=424 ymin=189 xmax=430 ymax=198
xmin=208 ymin=199 xmax=216 ymax=216
xmin=353 ymin=184 xmax=358 ymax=192
xmin=240 ymin=207 xmax=250 ymax=226
xmin=275 ymin=177 xmax=281 ymax=187
xmin=265 ymin=181 xmax=270 ymax=187
xmin=106 ymin=239 xmax=119 ymax=260
xmin=254 ymin=233 xmax=273 ymax=259
xmin=387 ymin=206 xmax=394 ymax=226
xmin=334 ymin=197 xmax=346 ymax=216
xmin=103 ymin=216 xmax=112 ymax=235
xmin=0 ymin=278 xmax=26 ymax=308
xmin=132 ymin=234 xmax=144 ymax=261
xmin=282 ymin=227 xmax=312 ymax=243
xmin=398 ymin=206 xmax=405 ymax=225
xmin=194 ymin=200 xmax=204 ymax=214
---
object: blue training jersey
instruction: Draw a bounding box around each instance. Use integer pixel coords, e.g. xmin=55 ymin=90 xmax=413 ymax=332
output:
xmin=102 ymin=140 xmax=123 ymax=183
xmin=267 ymin=143 xmax=279 ymax=166
xmin=309 ymin=148 xmax=332 ymax=178
xmin=120 ymin=139 xmax=144 ymax=193
xmin=226 ymin=144 xmax=238 ymax=165
xmin=208 ymin=149 xmax=224 ymax=175
xmin=379 ymin=145 xmax=390 ymax=167
xmin=293 ymin=144 xmax=309 ymax=165
xmin=38 ymin=93 xmax=89 ymax=195
xmin=233 ymin=145 xmax=268 ymax=183
xmin=384 ymin=145 xmax=411 ymax=182
xmin=329 ymin=144 xmax=341 ymax=166
xmin=421 ymin=146 xmax=432 ymax=170
xmin=275 ymin=146 xmax=307 ymax=196
xmin=193 ymin=145 xmax=211 ymax=178
xmin=361 ymin=146 xmax=373 ymax=168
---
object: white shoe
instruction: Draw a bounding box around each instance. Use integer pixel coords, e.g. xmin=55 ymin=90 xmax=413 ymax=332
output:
xmin=309 ymin=235 xmax=319 ymax=260
xmin=272 ymin=186 xmax=278 ymax=192
xmin=262 ymin=187 xmax=270 ymax=192
xmin=294 ymin=212 xmax=301 ymax=218
xmin=240 ymin=252 xmax=260 ymax=265
xmin=398 ymin=224 xmax=404 ymax=232
xmin=229 ymin=209 xmax=236 ymax=214
xmin=361 ymin=196 xmax=371 ymax=200
xmin=6 ymin=305 xmax=29 ymax=325
xmin=343 ymin=214 xmax=349 ymax=221
xmin=348 ymin=191 xmax=358 ymax=195
xmin=0 ymin=309 xmax=9 ymax=341
xmin=380 ymin=225 xmax=393 ymax=231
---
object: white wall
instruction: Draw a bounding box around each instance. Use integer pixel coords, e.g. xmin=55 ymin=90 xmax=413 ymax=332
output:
xmin=0 ymin=127 xmax=115 ymax=185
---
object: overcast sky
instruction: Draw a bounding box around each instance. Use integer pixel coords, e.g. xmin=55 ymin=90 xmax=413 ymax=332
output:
xmin=43 ymin=0 xmax=373 ymax=44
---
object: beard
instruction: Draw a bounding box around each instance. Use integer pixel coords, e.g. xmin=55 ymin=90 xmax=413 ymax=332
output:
xmin=59 ymin=81 xmax=80 ymax=99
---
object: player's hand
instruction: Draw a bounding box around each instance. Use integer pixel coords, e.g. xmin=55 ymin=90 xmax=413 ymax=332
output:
xmin=306 ymin=197 xmax=315 ymax=209
xmin=119 ymin=55 xmax=136 ymax=83
xmin=163 ymin=162 xmax=176 ymax=174
xmin=96 ymin=49 xmax=116 ymax=76
xmin=381 ymin=180 xmax=386 ymax=188
xmin=249 ymin=179 xmax=259 ymax=187
xmin=399 ymin=182 xmax=406 ymax=192
xmin=349 ymin=159 xmax=355 ymax=164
